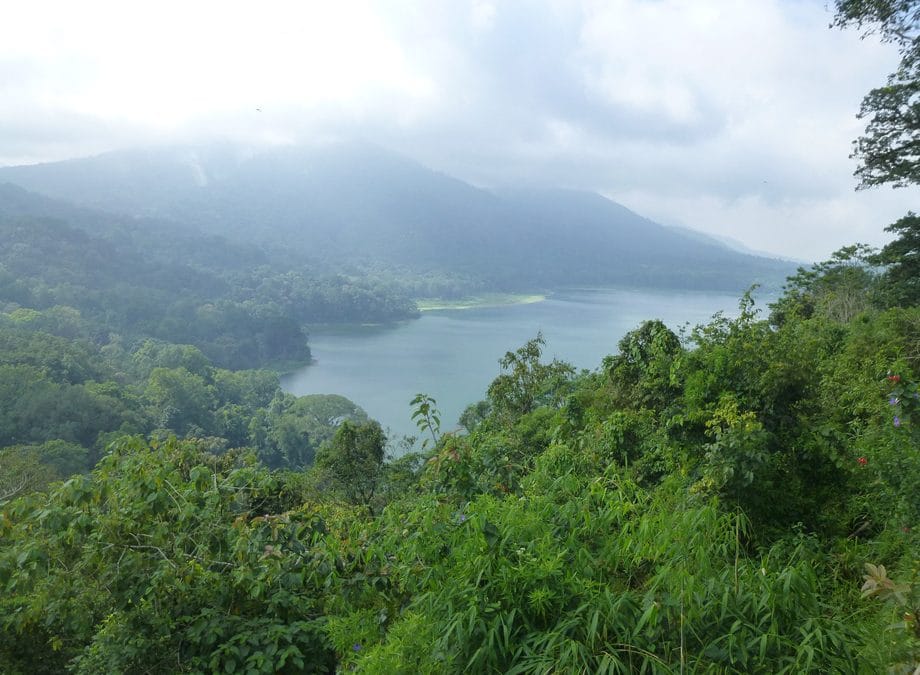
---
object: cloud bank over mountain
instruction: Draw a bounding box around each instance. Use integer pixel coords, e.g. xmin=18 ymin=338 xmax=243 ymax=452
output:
xmin=1 ymin=0 xmax=915 ymax=260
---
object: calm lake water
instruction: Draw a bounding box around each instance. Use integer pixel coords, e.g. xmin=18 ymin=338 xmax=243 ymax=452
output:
xmin=281 ymin=288 xmax=761 ymax=441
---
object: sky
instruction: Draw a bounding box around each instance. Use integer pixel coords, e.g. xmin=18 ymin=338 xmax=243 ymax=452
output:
xmin=1 ymin=0 xmax=917 ymax=261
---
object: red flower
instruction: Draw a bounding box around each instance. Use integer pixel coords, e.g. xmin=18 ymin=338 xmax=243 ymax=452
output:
xmin=856 ymin=456 xmax=868 ymax=466
xmin=887 ymin=374 xmax=901 ymax=383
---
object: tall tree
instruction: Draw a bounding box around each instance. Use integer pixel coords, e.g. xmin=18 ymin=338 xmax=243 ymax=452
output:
xmin=836 ymin=2 xmax=920 ymax=308
xmin=877 ymin=212 xmax=920 ymax=303
xmin=835 ymin=1 xmax=920 ymax=188
xmin=486 ymin=333 xmax=574 ymax=424
xmin=314 ymin=420 xmax=386 ymax=507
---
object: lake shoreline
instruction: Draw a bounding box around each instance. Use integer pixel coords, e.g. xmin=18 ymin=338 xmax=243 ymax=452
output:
xmin=282 ymin=287 xmax=746 ymax=440
xmin=417 ymin=293 xmax=547 ymax=312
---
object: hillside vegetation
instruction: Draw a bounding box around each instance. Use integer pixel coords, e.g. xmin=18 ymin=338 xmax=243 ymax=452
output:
xmin=0 ymin=143 xmax=794 ymax=294
xmin=1 ymin=2 xmax=918 ymax=671
xmin=0 ymin=239 xmax=918 ymax=672
xmin=0 ymin=184 xmax=418 ymax=369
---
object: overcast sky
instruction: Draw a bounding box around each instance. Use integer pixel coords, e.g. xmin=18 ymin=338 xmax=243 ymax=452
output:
xmin=1 ymin=0 xmax=917 ymax=260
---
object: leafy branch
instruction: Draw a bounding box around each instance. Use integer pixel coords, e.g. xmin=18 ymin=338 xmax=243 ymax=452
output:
xmin=410 ymin=393 xmax=441 ymax=449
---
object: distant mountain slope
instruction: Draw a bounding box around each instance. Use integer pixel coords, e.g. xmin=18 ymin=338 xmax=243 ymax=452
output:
xmin=0 ymin=183 xmax=238 ymax=300
xmin=0 ymin=182 xmax=267 ymax=273
xmin=493 ymin=188 xmax=789 ymax=288
xmin=0 ymin=143 xmax=795 ymax=291
xmin=0 ymin=184 xmax=417 ymax=368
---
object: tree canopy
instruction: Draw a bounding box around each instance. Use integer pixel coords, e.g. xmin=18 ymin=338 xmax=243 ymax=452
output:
xmin=0 ymin=8 xmax=919 ymax=672
xmin=835 ymin=0 xmax=920 ymax=188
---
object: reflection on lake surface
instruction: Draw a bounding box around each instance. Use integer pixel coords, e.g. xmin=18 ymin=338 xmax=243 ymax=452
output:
xmin=281 ymin=287 xmax=761 ymax=441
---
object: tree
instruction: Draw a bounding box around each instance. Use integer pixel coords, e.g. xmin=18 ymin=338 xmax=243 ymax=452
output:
xmin=834 ymin=0 xmax=920 ymax=38
xmin=769 ymin=244 xmax=881 ymax=324
xmin=131 ymin=339 xmax=211 ymax=378
xmin=486 ymin=333 xmax=574 ymax=423
xmin=835 ymin=2 xmax=920 ymax=311
xmin=257 ymin=394 xmax=369 ymax=469
xmin=314 ymin=420 xmax=386 ymax=507
xmin=0 ymin=446 xmax=58 ymax=502
xmin=834 ymin=0 xmax=920 ymax=188
xmin=876 ymin=212 xmax=920 ymax=304
xmin=458 ymin=400 xmax=491 ymax=433
xmin=604 ymin=319 xmax=684 ymax=409
xmin=144 ymin=367 xmax=216 ymax=436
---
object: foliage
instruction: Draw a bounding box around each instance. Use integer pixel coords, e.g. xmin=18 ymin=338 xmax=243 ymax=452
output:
xmin=0 ymin=322 xmax=374 ymax=479
xmin=603 ymin=319 xmax=684 ymax=410
xmin=834 ymin=0 xmax=920 ymax=188
xmin=861 ymin=561 xmax=920 ymax=671
xmin=2 ymin=64 xmax=920 ymax=669
xmin=334 ymin=465 xmax=863 ymax=673
xmin=770 ymin=245 xmax=881 ymax=324
xmin=410 ymin=393 xmax=441 ymax=449
xmin=0 ymin=446 xmax=60 ymax=503
xmin=0 ymin=437 xmax=337 ymax=673
xmin=877 ymin=212 xmax=920 ymax=306
xmin=852 ymin=44 xmax=920 ymax=189
xmin=834 ymin=1 xmax=920 ymax=332
xmin=487 ymin=333 xmax=575 ymax=424
xmin=314 ymin=420 xmax=387 ymax=508
xmin=253 ymin=394 xmax=370 ymax=469
xmin=3 ymin=277 xmax=920 ymax=672
xmin=458 ymin=399 xmax=491 ymax=433
xmin=145 ymin=367 xmax=217 ymax=435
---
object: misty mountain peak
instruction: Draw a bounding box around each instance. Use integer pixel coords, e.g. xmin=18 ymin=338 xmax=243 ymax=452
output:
xmin=0 ymin=143 xmax=793 ymax=291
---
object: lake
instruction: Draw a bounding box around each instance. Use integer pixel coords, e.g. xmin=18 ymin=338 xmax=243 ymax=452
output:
xmin=281 ymin=287 xmax=762 ymax=441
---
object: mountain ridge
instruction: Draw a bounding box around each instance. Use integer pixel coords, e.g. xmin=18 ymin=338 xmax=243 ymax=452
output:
xmin=0 ymin=142 xmax=795 ymax=292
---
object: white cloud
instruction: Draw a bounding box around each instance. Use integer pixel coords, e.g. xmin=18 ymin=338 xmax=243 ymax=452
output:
xmin=1 ymin=1 xmax=435 ymax=127
xmin=471 ymin=1 xmax=496 ymax=32
xmin=0 ymin=0 xmax=916 ymax=260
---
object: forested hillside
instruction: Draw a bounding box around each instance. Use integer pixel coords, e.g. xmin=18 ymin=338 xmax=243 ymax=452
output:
xmin=1 ymin=1 xmax=919 ymax=672
xmin=0 ymin=143 xmax=794 ymax=293
xmin=1 ymin=239 xmax=918 ymax=672
xmin=1 ymin=156 xmax=919 ymax=671
xmin=0 ymin=183 xmax=418 ymax=369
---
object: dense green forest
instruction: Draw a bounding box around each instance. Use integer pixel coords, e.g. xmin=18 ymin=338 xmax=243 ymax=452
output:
xmin=1 ymin=1 xmax=919 ymax=672
xmin=0 ymin=184 xmax=418 ymax=369
xmin=2 ymin=238 xmax=919 ymax=672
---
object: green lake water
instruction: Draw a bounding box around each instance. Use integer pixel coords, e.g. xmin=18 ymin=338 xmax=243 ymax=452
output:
xmin=281 ymin=287 xmax=763 ymax=441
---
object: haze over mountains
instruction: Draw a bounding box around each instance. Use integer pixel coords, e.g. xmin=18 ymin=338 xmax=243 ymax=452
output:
xmin=0 ymin=143 xmax=794 ymax=293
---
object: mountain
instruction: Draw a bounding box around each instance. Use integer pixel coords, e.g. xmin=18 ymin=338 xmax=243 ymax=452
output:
xmin=0 ymin=182 xmax=267 ymax=273
xmin=0 ymin=183 xmax=417 ymax=368
xmin=0 ymin=143 xmax=795 ymax=291
xmin=664 ymin=223 xmax=806 ymax=264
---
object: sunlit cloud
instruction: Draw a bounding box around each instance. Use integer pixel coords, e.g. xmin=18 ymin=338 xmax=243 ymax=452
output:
xmin=1 ymin=0 xmax=916 ymax=260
